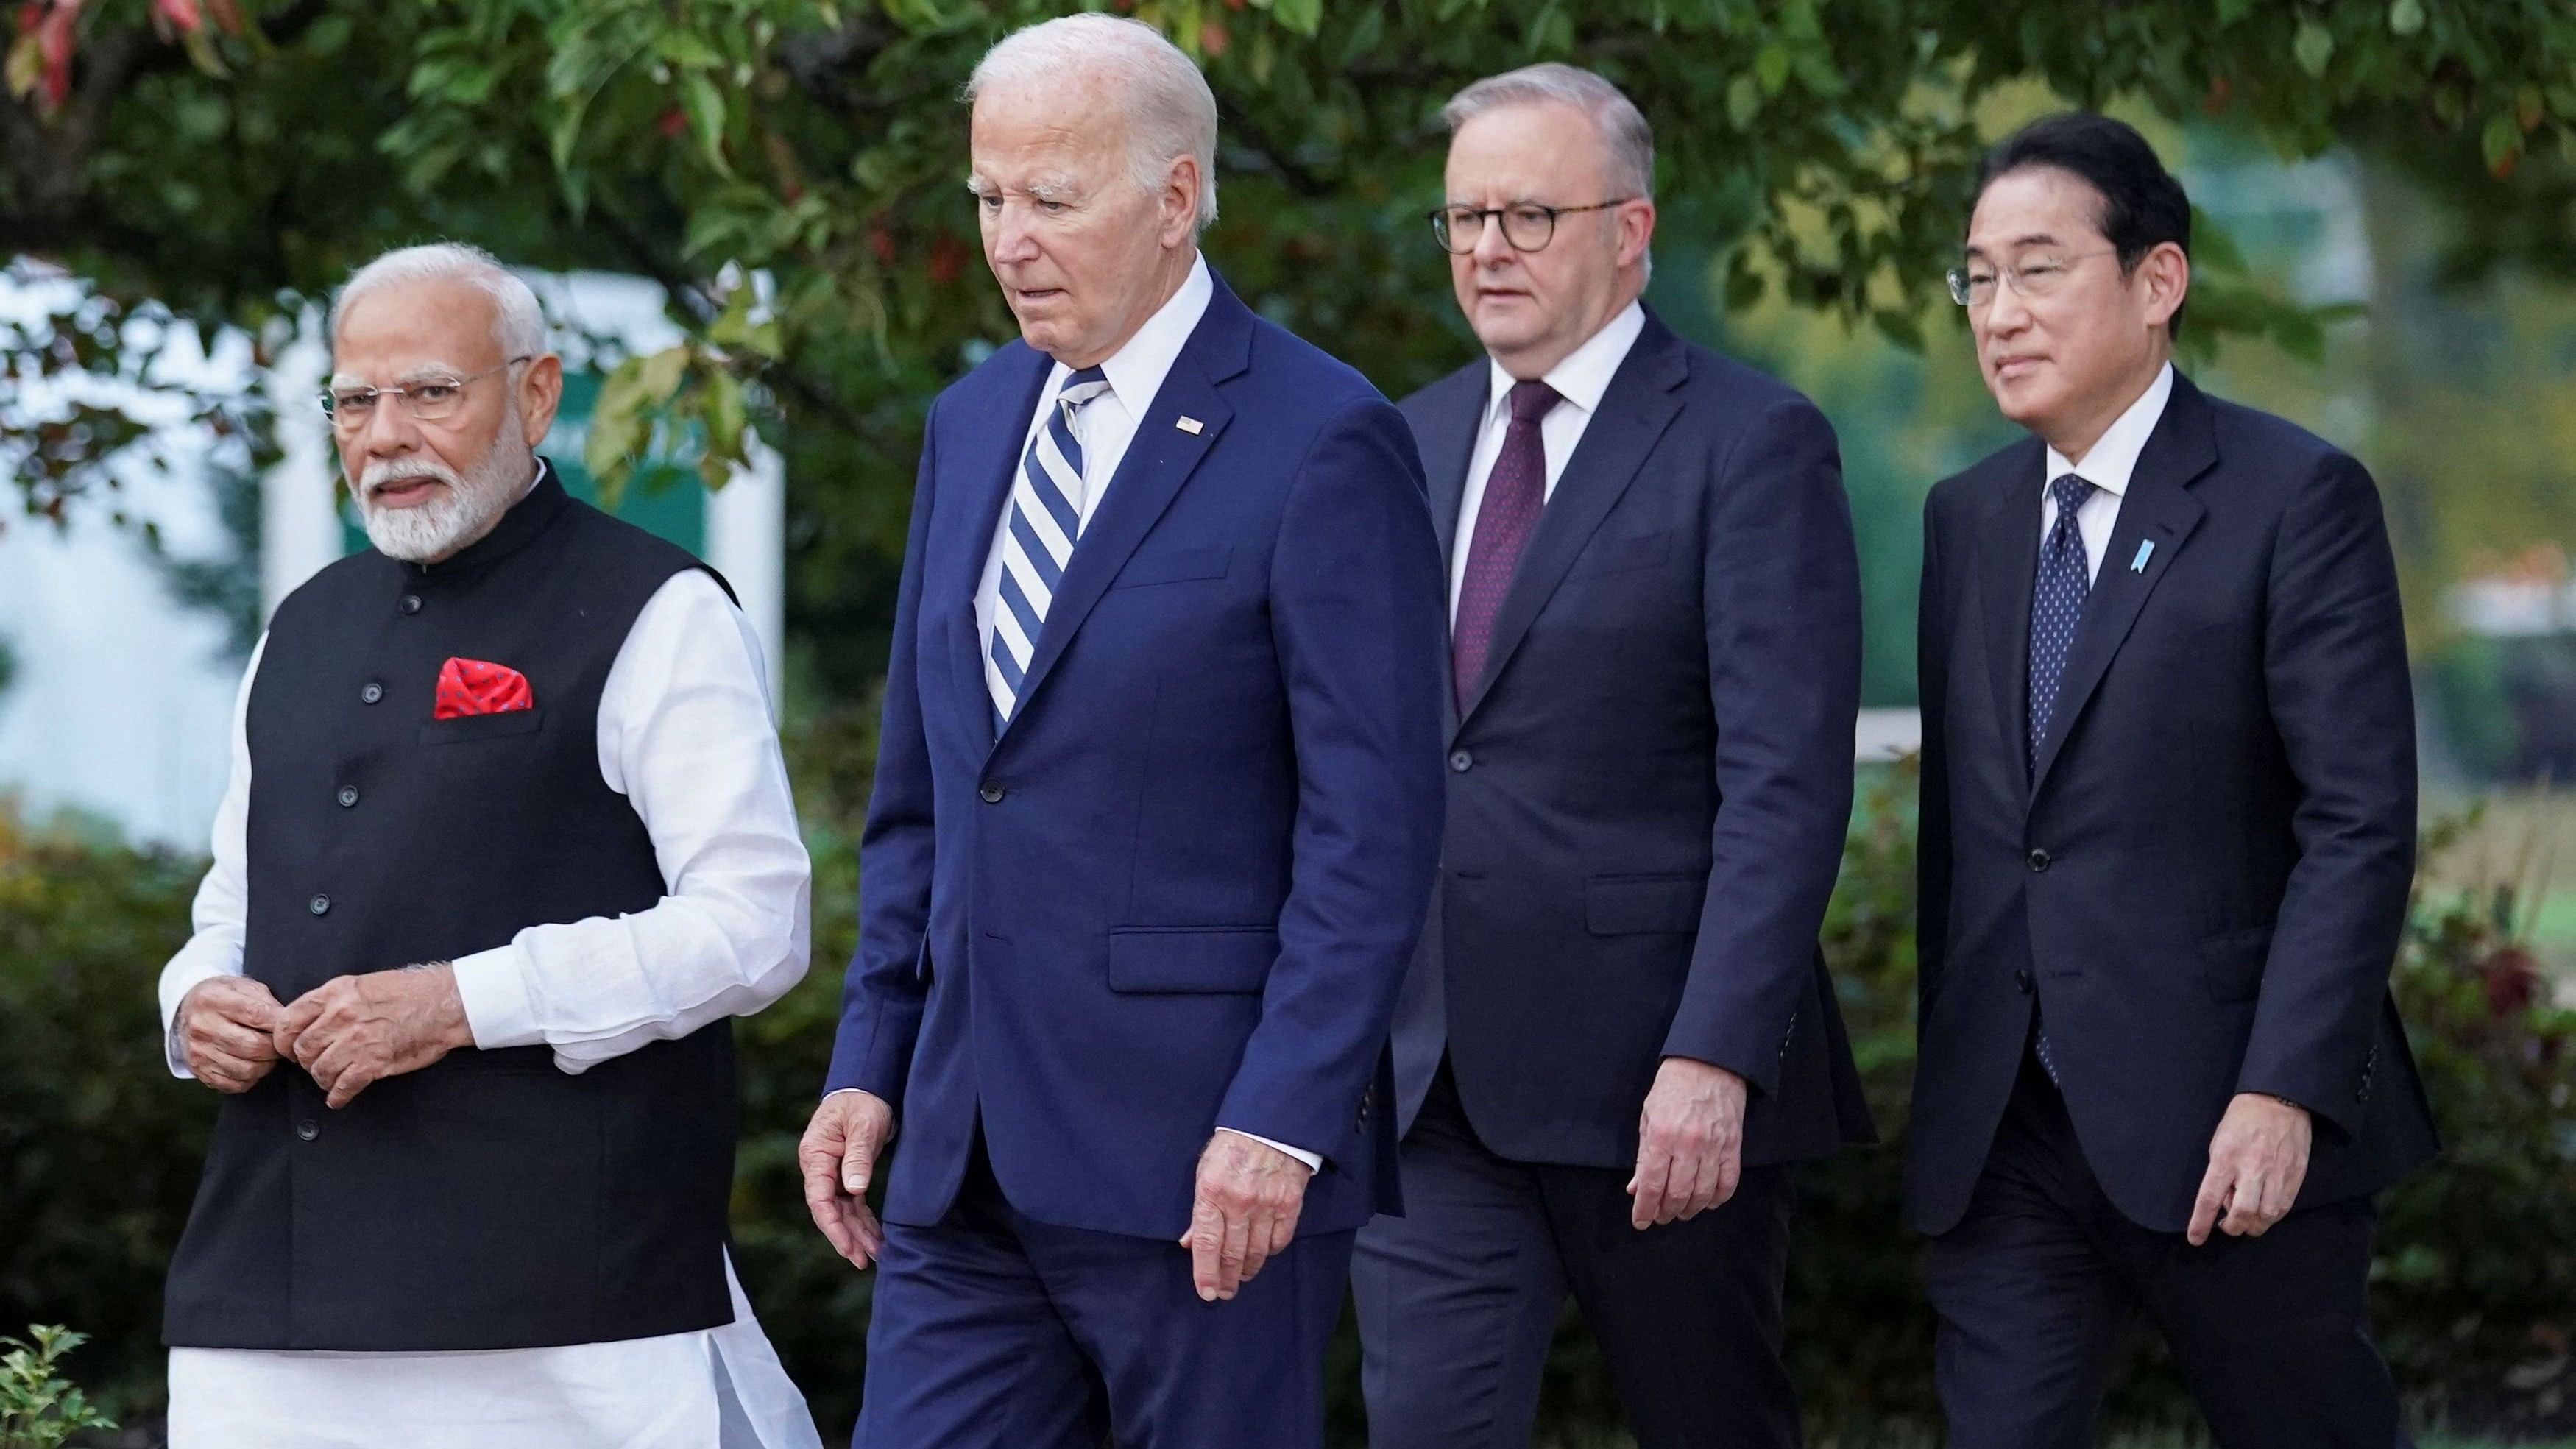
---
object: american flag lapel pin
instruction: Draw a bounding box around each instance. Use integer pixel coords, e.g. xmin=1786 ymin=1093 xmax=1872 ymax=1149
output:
xmin=1175 ymin=416 xmax=1204 ymax=435
xmin=2131 ymin=539 xmax=2155 ymax=573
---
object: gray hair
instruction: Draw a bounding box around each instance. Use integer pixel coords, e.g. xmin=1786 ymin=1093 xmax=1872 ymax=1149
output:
xmin=966 ymin=14 xmax=1220 ymax=233
xmin=331 ymin=242 xmax=546 ymax=361
xmin=1440 ymin=63 xmax=1656 ymax=201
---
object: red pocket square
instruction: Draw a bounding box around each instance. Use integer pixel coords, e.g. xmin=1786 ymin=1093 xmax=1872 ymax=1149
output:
xmin=433 ymin=658 xmax=534 ymax=720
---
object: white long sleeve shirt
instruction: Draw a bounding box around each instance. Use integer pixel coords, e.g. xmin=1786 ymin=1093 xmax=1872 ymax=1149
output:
xmin=158 ymin=565 xmax=821 ymax=1449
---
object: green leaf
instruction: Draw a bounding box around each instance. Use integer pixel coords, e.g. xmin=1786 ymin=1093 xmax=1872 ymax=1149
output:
xmin=2293 ymin=21 xmax=2334 ymax=78
xmin=2215 ymin=0 xmax=2253 ymax=25
xmin=2482 ymin=113 xmax=2522 ymax=174
xmin=1755 ymin=42 xmax=1791 ymax=96
xmin=1726 ymin=73 xmax=1762 ymax=130
xmin=1272 ymin=0 xmax=1322 ymax=37
xmin=681 ymin=73 xmax=732 ymax=177
xmin=587 ymin=347 xmax=690 ymax=509
xmin=699 ymin=366 xmax=748 ymax=473
xmin=2388 ymin=0 xmax=2424 ymax=37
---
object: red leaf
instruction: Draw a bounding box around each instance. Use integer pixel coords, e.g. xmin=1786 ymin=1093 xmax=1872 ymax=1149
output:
xmin=927 ymin=233 xmax=967 ymax=286
xmin=152 ymin=0 xmax=200 ymax=33
xmin=36 ymin=0 xmax=76 ymax=113
xmin=204 ymin=0 xmax=239 ymax=32
xmin=1200 ymin=18 xmax=1228 ymax=56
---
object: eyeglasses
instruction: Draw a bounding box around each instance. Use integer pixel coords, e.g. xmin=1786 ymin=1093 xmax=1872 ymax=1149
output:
xmin=1946 ymin=251 xmax=2117 ymax=308
xmin=1429 ymin=199 xmax=1636 ymax=255
xmin=320 ymin=358 xmax=531 ymax=429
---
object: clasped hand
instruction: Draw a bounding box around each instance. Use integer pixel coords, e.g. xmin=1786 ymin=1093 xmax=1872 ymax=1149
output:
xmin=176 ymin=966 xmax=473 ymax=1109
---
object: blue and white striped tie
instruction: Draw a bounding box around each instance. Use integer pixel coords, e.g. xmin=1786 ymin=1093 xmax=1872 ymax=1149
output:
xmin=988 ymin=366 xmax=1112 ymax=725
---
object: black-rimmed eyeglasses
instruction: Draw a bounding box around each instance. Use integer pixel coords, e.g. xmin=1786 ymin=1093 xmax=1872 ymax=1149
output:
xmin=1429 ymin=199 xmax=1636 ymax=255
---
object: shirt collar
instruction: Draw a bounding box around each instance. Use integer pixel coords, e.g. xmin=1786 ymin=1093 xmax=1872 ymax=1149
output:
xmin=2044 ymin=361 xmax=2174 ymax=500
xmin=1482 ymin=300 xmax=1647 ymax=430
xmin=1046 ymin=253 xmax=1214 ymax=414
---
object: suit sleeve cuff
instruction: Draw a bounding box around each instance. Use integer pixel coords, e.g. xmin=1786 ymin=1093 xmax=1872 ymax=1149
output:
xmin=450 ymin=944 xmax=544 ymax=1050
xmin=1218 ymin=1127 xmax=1322 ymax=1173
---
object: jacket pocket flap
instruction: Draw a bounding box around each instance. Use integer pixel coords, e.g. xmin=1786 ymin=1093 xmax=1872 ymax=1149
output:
xmin=1111 ymin=545 xmax=1233 ymax=589
xmin=2196 ymin=924 xmax=2274 ymax=1004
xmin=1585 ymin=875 xmax=1705 ymax=935
xmin=1106 ymin=927 xmax=1276 ymax=993
xmin=419 ymin=709 xmax=545 ymax=745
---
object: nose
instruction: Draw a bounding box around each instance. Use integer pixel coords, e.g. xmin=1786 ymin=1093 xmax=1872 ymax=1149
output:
xmin=986 ymin=202 xmax=1040 ymax=266
xmin=1471 ymin=213 xmax=1517 ymax=269
xmin=355 ymin=394 xmax=425 ymax=458
xmin=1981 ymin=280 xmax=2034 ymax=339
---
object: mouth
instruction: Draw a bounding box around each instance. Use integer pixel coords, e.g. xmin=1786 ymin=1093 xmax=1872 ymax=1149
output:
xmin=368 ymin=475 xmax=449 ymax=509
xmin=1011 ymin=286 xmax=1068 ymax=308
xmin=1989 ymin=355 xmax=2045 ymax=383
xmin=1475 ymin=287 xmax=1532 ymax=305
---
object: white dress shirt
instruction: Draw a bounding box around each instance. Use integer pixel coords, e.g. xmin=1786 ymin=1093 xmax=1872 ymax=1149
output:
xmin=2040 ymin=361 xmax=2174 ymax=582
xmin=954 ymin=252 xmax=1316 ymax=1173
xmin=1450 ymin=300 xmax=1648 ymax=614
xmin=158 ymin=566 xmax=821 ymax=1449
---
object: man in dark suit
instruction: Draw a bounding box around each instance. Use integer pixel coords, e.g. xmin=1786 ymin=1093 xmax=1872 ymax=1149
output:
xmin=1352 ymin=63 xmax=1874 ymax=1449
xmin=795 ymin=15 xmax=1446 ymax=1448
xmin=1909 ymin=111 xmax=2441 ymax=1447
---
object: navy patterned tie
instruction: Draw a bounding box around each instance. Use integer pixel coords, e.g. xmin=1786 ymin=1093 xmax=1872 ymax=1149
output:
xmin=988 ymin=366 xmax=1112 ymax=726
xmin=2026 ymin=472 xmax=2097 ymax=776
xmin=2026 ymin=472 xmax=2094 ymax=1086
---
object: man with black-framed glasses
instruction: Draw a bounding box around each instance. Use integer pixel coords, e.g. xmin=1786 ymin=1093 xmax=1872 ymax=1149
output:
xmin=1909 ymin=112 xmax=2435 ymax=1446
xmin=1355 ymin=62 xmax=1872 ymax=1449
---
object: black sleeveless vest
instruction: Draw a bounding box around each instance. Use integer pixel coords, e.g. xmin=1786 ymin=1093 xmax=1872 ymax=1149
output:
xmin=163 ymin=467 xmax=741 ymax=1351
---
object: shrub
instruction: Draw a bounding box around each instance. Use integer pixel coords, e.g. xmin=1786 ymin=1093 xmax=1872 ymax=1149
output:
xmin=0 ymin=1325 xmax=116 ymax=1449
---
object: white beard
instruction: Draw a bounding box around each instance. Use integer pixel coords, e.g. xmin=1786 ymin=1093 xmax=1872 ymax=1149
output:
xmin=353 ymin=424 xmax=537 ymax=563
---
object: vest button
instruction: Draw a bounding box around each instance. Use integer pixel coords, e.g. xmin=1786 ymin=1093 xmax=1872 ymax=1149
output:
xmin=979 ymin=782 xmax=1005 ymax=804
xmin=296 ymin=1119 xmax=319 ymax=1142
xmin=400 ymin=594 xmax=422 ymax=615
xmin=2026 ymin=849 xmax=2052 ymax=873
xmin=361 ymin=682 xmax=384 ymax=705
xmin=336 ymin=786 xmax=360 ymax=808
xmin=2015 ymin=970 xmax=2034 ymax=994
xmin=1449 ymin=750 xmax=1473 ymax=773
xmin=308 ymin=893 xmax=330 ymax=915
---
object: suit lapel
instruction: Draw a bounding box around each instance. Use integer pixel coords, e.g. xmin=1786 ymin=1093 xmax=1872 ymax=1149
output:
xmin=1002 ymin=281 xmax=1253 ymax=732
xmin=1973 ymin=442 xmax=2045 ymax=799
xmin=2028 ymin=375 xmax=2215 ymax=795
xmin=945 ymin=348 xmax=1054 ymax=759
xmin=1456 ymin=311 xmax=1688 ymax=728
xmin=1411 ymin=365 xmax=1487 ymax=741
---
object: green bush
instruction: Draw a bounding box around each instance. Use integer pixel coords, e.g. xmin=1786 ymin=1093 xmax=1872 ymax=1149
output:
xmin=4 ymin=766 xmax=2572 ymax=1443
xmin=0 ymin=1326 xmax=115 ymax=1449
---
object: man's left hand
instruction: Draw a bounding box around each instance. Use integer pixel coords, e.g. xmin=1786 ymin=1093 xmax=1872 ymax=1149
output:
xmin=1180 ymin=1132 xmax=1312 ymax=1303
xmin=2187 ymin=1092 xmax=2312 ymax=1245
xmin=1628 ymin=1056 xmax=1747 ymax=1230
xmin=275 ymin=965 xmax=475 ymax=1109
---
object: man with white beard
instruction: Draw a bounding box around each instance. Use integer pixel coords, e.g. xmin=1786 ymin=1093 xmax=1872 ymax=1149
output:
xmin=154 ymin=242 xmax=824 ymax=1449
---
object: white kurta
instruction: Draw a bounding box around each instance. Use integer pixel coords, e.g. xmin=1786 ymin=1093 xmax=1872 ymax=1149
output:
xmin=158 ymin=564 xmax=824 ymax=1449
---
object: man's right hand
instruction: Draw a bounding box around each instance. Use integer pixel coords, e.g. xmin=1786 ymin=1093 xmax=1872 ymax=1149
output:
xmin=174 ymin=977 xmax=286 ymax=1093
xmin=802 ymin=1088 xmax=896 ymax=1269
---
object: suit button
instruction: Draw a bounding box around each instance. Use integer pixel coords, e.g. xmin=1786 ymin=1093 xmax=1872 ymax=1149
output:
xmin=979 ymin=782 xmax=1005 ymax=804
xmin=2026 ymin=849 xmax=2052 ymax=873
xmin=308 ymin=893 xmax=330 ymax=915
xmin=336 ymin=786 xmax=359 ymax=808
xmin=2014 ymin=970 xmax=2034 ymax=994
xmin=1448 ymin=750 xmax=1473 ymax=773
xmin=360 ymin=682 xmax=384 ymax=705
xmin=296 ymin=1120 xmax=319 ymax=1141
xmin=400 ymin=594 xmax=422 ymax=615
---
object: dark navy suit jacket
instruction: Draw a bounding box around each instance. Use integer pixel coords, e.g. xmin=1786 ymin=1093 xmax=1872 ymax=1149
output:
xmin=826 ymin=273 xmax=1448 ymax=1241
xmin=1387 ymin=308 xmax=1875 ymax=1169
xmin=1905 ymin=370 xmax=2441 ymax=1236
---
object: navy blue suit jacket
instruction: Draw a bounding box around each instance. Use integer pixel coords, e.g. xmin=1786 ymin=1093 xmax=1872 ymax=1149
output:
xmin=1387 ymin=308 xmax=1875 ymax=1169
xmin=826 ymin=272 xmax=1448 ymax=1241
xmin=1905 ymin=371 xmax=2441 ymax=1236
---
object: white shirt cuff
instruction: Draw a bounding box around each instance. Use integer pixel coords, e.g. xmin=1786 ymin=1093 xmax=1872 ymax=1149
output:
xmin=449 ymin=943 xmax=545 ymax=1051
xmin=1218 ymin=1127 xmax=1320 ymax=1173
xmin=158 ymin=955 xmax=241 ymax=1080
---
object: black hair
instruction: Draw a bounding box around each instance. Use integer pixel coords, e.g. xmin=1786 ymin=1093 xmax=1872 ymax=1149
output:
xmin=1974 ymin=112 xmax=2192 ymax=339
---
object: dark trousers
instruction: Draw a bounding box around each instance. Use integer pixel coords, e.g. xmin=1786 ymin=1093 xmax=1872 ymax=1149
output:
xmin=1929 ymin=1052 xmax=2408 ymax=1449
xmin=854 ymin=1137 xmax=1354 ymax=1449
xmin=1351 ymin=1063 xmax=1800 ymax=1449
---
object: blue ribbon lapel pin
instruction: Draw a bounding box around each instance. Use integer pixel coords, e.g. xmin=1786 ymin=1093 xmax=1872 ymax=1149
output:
xmin=2131 ymin=539 xmax=2155 ymax=573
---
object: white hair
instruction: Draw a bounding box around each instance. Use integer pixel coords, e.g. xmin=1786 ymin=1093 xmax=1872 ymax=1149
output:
xmin=330 ymin=242 xmax=546 ymax=361
xmin=966 ymin=14 xmax=1220 ymax=233
xmin=1441 ymin=63 xmax=1656 ymax=202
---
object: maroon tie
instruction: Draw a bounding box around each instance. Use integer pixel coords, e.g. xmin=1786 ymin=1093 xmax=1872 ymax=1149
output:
xmin=1452 ymin=379 xmax=1560 ymax=710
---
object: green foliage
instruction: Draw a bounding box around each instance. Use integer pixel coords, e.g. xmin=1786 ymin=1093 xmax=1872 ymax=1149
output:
xmin=0 ymin=1325 xmax=115 ymax=1449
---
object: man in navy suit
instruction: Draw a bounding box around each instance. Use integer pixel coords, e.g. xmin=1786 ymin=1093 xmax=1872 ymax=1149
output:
xmin=1910 ymin=112 xmax=2441 ymax=1447
xmin=796 ymin=15 xmax=1446 ymax=1448
xmin=1353 ymin=64 xmax=1873 ymax=1449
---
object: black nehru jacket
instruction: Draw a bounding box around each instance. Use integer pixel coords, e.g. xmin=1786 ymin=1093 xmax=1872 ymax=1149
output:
xmin=163 ymin=464 xmax=742 ymax=1352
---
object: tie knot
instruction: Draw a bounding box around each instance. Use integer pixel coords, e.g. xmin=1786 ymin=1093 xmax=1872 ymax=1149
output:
xmin=1507 ymin=378 xmax=1560 ymax=426
xmin=2050 ymin=472 xmax=2095 ymax=515
xmin=1058 ymin=366 xmax=1111 ymax=411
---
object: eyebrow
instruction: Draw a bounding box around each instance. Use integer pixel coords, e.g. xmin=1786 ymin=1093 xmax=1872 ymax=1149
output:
xmin=1962 ymin=232 xmax=2066 ymax=261
xmin=328 ymin=362 xmax=469 ymax=389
